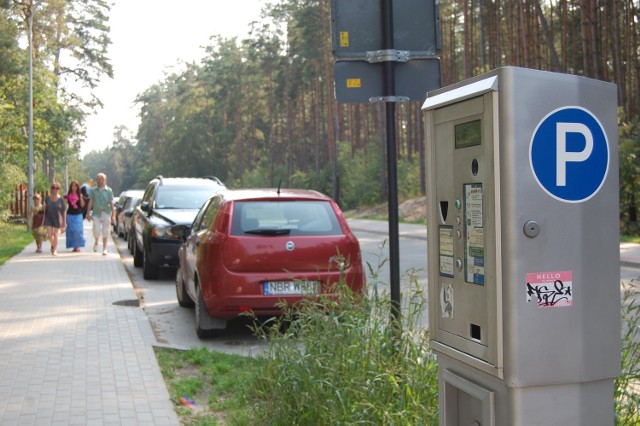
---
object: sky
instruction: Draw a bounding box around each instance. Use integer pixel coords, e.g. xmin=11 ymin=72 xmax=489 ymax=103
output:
xmin=81 ymin=0 xmax=264 ymax=157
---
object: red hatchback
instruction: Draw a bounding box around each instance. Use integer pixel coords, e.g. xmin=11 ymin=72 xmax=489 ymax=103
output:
xmin=172 ymin=189 xmax=366 ymax=338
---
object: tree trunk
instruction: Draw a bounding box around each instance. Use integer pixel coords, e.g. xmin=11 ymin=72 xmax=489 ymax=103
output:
xmin=534 ymin=0 xmax=562 ymax=71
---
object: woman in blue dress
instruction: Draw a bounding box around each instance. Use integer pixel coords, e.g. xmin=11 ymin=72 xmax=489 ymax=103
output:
xmin=65 ymin=180 xmax=86 ymax=252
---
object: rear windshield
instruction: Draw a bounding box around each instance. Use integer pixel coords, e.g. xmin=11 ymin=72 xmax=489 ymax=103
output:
xmin=231 ymin=200 xmax=343 ymax=236
xmin=156 ymin=187 xmax=217 ymax=209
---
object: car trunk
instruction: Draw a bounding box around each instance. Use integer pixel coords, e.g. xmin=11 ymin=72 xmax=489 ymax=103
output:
xmin=222 ymin=234 xmax=359 ymax=273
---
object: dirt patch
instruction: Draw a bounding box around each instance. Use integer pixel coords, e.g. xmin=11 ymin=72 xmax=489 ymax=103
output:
xmin=345 ymin=196 xmax=427 ymax=223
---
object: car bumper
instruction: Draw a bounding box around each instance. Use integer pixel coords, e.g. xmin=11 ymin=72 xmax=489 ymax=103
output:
xmin=147 ymin=241 xmax=181 ymax=268
xmin=201 ymin=268 xmax=366 ymax=319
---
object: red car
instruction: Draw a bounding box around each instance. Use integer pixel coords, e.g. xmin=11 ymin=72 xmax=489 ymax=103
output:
xmin=172 ymin=189 xmax=366 ymax=338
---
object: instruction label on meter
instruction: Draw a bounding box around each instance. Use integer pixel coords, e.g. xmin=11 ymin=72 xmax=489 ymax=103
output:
xmin=439 ymin=226 xmax=454 ymax=277
xmin=464 ymin=183 xmax=485 ymax=285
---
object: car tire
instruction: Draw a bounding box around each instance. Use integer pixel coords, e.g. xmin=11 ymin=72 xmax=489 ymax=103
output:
xmin=176 ymin=266 xmax=194 ymax=308
xmin=143 ymin=249 xmax=159 ymax=280
xmin=195 ymin=284 xmax=218 ymax=338
xmin=127 ymin=231 xmax=132 ymax=253
xmin=133 ymin=238 xmax=143 ymax=267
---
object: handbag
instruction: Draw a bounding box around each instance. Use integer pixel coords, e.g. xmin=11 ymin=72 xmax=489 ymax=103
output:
xmin=32 ymin=210 xmax=45 ymax=228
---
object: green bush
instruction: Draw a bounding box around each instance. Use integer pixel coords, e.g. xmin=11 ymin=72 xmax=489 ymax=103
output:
xmin=251 ymin=272 xmax=439 ymax=425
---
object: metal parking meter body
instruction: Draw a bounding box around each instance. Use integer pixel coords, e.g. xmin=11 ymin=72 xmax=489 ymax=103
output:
xmin=422 ymin=67 xmax=620 ymax=425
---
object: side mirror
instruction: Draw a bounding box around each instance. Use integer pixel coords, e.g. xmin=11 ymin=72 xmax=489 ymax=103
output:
xmin=169 ymin=224 xmax=190 ymax=241
xmin=141 ymin=201 xmax=150 ymax=212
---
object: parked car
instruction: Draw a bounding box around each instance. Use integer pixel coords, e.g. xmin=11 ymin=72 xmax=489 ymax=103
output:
xmin=132 ymin=175 xmax=226 ymax=280
xmin=115 ymin=190 xmax=144 ymax=238
xmin=171 ymin=189 xmax=366 ymax=338
xmin=127 ymin=197 xmax=143 ymax=254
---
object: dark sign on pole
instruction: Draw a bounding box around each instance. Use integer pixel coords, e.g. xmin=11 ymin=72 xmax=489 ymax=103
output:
xmin=334 ymin=58 xmax=441 ymax=103
xmin=331 ymin=0 xmax=440 ymax=58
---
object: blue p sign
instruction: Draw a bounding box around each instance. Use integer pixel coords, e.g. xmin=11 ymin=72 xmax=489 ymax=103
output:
xmin=529 ymin=107 xmax=609 ymax=203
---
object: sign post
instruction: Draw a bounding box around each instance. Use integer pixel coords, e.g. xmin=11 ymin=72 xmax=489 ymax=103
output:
xmin=331 ymin=0 xmax=441 ymax=322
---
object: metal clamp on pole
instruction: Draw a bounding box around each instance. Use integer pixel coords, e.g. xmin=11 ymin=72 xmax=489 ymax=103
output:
xmin=369 ymin=96 xmax=410 ymax=103
xmin=366 ymin=49 xmax=409 ymax=63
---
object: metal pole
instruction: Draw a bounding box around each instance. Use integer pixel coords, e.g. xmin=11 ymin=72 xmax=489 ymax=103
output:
xmin=382 ymin=0 xmax=401 ymax=324
xmin=27 ymin=0 xmax=43 ymax=230
xmin=27 ymin=4 xmax=35 ymax=230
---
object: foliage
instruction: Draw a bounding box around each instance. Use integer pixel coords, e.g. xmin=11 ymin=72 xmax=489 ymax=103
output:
xmin=0 ymin=162 xmax=26 ymax=217
xmin=250 ymin=276 xmax=439 ymax=425
xmin=1 ymin=0 xmax=112 ymax=182
xmin=615 ymin=279 xmax=640 ymax=425
xmin=619 ymin=114 xmax=640 ymax=234
xmin=4 ymin=0 xmax=640 ymax=228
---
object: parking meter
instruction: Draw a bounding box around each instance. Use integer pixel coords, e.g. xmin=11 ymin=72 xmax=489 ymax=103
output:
xmin=422 ymin=67 xmax=620 ymax=425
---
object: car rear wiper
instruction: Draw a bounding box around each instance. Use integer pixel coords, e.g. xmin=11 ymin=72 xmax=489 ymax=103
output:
xmin=244 ymin=229 xmax=291 ymax=236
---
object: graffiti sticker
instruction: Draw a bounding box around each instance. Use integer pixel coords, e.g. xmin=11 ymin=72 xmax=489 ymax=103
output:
xmin=526 ymin=271 xmax=573 ymax=308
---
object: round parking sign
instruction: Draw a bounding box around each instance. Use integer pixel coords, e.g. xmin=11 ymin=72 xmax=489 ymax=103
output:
xmin=529 ymin=106 xmax=609 ymax=203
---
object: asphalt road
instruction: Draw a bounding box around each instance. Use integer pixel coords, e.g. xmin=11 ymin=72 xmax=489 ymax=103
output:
xmin=114 ymin=220 xmax=640 ymax=354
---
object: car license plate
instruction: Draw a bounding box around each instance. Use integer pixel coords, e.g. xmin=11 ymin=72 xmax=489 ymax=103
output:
xmin=263 ymin=281 xmax=320 ymax=295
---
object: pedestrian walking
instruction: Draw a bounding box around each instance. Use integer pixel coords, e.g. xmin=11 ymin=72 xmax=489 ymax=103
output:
xmin=44 ymin=182 xmax=66 ymax=256
xmin=65 ymin=180 xmax=86 ymax=252
xmin=31 ymin=194 xmax=47 ymax=253
xmin=80 ymin=184 xmax=91 ymax=219
xmin=86 ymin=172 xmax=115 ymax=256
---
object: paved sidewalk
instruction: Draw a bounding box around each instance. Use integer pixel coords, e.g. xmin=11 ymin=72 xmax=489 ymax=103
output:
xmin=0 ymin=225 xmax=179 ymax=425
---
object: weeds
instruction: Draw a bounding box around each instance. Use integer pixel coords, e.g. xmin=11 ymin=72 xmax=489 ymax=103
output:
xmin=615 ymin=278 xmax=640 ymax=425
xmin=250 ymin=273 xmax=439 ymax=425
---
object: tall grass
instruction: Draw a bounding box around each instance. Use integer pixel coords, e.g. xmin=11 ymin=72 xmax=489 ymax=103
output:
xmin=250 ymin=272 xmax=439 ymax=425
xmin=615 ymin=278 xmax=640 ymax=425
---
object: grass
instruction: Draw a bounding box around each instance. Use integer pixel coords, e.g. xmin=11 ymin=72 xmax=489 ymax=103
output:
xmin=622 ymin=235 xmax=640 ymax=244
xmin=0 ymin=221 xmax=33 ymax=266
xmin=155 ymin=347 xmax=261 ymax=426
xmin=249 ymin=276 xmax=439 ymax=425
xmin=157 ymin=262 xmax=441 ymax=425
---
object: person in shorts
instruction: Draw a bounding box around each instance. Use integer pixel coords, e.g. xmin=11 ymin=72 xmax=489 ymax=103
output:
xmin=86 ymin=172 xmax=115 ymax=255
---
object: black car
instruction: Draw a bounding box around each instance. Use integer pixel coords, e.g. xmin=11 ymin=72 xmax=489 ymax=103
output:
xmin=132 ymin=175 xmax=226 ymax=280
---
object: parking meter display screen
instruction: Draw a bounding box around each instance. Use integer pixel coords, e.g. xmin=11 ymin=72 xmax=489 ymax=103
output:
xmin=455 ymin=119 xmax=482 ymax=149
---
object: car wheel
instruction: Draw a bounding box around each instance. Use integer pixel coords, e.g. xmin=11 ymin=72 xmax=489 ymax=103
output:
xmin=133 ymin=238 xmax=143 ymax=267
xmin=195 ymin=284 xmax=218 ymax=338
xmin=127 ymin=231 xmax=132 ymax=252
xmin=176 ymin=266 xmax=194 ymax=308
xmin=143 ymin=249 xmax=159 ymax=280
